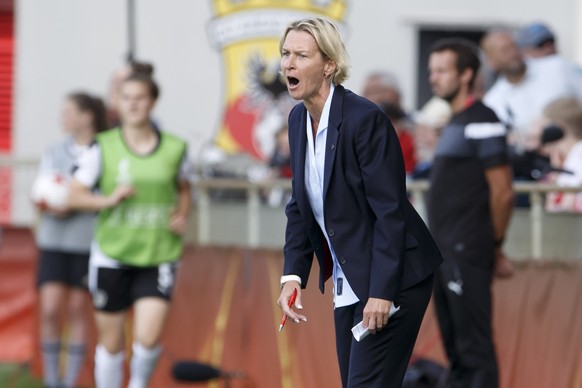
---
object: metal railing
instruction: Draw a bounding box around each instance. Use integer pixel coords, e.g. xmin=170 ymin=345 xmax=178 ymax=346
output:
xmin=194 ymin=178 xmax=582 ymax=259
xmin=408 ymin=180 xmax=582 ymax=259
xmin=194 ymin=178 xmax=292 ymax=248
xmin=2 ymin=156 xmax=582 ymax=259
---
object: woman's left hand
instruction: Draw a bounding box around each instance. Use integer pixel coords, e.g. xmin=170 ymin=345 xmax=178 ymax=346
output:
xmin=363 ymin=297 xmax=392 ymax=334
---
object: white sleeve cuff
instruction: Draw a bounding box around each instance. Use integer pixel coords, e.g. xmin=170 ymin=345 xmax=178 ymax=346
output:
xmin=280 ymin=275 xmax=302 ymax=287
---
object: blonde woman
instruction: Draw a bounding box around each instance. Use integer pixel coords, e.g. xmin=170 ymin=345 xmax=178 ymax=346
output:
xmin=276 ymin=17 xmax=442 ymax=388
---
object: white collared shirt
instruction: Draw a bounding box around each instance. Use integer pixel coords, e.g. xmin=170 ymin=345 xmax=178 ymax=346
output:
xmin=304 ymin=83 xmax=359 ymax=308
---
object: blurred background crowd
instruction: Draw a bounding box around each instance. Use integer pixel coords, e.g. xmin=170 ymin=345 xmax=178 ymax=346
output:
xmin=214 ymin=20 xmax=582 ymax=211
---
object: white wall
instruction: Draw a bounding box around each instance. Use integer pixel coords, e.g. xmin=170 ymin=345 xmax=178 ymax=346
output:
xmin=10 ymin=0 xmax=581 ymax=224
xmin=14 ymin=0 xmax=127 ymax=158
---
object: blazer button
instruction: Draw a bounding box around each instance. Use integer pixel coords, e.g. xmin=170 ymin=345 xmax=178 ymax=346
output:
xmin=330 ymin=144 xmax=335 ymax=150
xmin=328 ymin=229 xmax=335 ymax=237
xmin=339 ymin=256 xmax=346 ymax=264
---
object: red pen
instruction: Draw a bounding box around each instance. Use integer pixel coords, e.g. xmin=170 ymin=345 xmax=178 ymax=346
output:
xmin=279 ymin=288 xmax=298 ymax=332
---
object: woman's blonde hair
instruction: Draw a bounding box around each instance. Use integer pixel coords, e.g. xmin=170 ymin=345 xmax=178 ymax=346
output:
xmin=279 ymin=17 xmax=350 ymax=85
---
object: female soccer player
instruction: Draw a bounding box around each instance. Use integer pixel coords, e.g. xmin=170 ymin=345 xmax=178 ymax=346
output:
xmin=68 ymin=70 xmax=192 ymax=388
xmin=35 ymin=92 xmax=107 ymax=388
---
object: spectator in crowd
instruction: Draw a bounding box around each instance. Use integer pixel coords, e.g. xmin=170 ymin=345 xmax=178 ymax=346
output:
xmin=34 ymin=92 xmax=107 ymax=388
xmin=481 ymin=29 xmax=582 ymax=151
xmin=264 ymin=125 xmax=292 ymax=207
xmin=427 ymin=38 xmax=514 ymax=388
xmin=380 ymin=103 xmax=417 ymax=175
xmin=362 ymin=71 xmax=419 ymax=176
xmin=516 ymin=21 xmax=559 ymax=59
xmin=475 ymin=52 xmax=498 ymax=98
xmin=68 ymin=71 xmax=192 ymax=388
xmin=362 ymin=70 xmax=403 ymax=110
xmin=107 ymin=67 xmax=130 ymax=128
xmin=516 ymin=20 xmax=582 ymax=76
xmin=269 ymin=125 xmax=292 ymax=178
xmin=541 ymin=98 xmax=582 ymax=212
xmin=410 ymin=96 xmax=452 ymax=179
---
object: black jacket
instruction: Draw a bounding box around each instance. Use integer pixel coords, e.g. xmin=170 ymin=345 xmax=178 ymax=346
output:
xmin=283 ymin=85 xmax=442 ymax=302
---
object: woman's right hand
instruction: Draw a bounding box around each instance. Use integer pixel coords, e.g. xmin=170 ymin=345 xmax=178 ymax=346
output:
xmin=106 ymin=185 xmax=135 ymax=208
xmin=277 ymin=281 xmax=307 ymax=325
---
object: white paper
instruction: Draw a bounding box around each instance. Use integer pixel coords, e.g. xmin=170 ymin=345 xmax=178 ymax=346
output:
xmin=351 ymin=304 xmax=400 ymax=342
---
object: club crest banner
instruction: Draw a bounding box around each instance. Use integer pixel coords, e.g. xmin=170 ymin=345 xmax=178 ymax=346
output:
xmin=207 ymin=0 xmax=348 ymax=160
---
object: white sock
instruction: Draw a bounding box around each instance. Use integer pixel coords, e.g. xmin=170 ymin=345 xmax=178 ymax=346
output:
xmin=41 ymin=340 xmax=61 ymax=387
xmin=128 ymin=342 xmax=162 ymax=388
xmin=94 ymin=344 xmax=124 ymax=388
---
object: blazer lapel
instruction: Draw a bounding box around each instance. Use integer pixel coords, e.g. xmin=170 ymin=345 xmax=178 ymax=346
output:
xmin=293 ymin=105 xmax=309 ymax=215
xmin=323 ymin=85 xmax=344 ymax=200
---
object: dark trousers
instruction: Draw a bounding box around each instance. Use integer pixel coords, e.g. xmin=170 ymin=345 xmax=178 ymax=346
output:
xmin=334 ymin=274 xmax=434 ymax=388
xmin=433 ymin=262 xmax=499 ymax=388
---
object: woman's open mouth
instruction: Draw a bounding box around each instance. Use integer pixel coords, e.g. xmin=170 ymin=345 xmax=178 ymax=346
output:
xmin=287 ymin=76 xmax=299 ymax=88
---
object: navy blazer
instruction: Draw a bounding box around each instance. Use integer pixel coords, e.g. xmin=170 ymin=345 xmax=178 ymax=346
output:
xmin=283 ymin=85 xmax=442 ymax=302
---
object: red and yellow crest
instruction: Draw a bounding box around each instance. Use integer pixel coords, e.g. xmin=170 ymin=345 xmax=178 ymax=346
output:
xmin=208 ymin=0 xmax=348 ymax=160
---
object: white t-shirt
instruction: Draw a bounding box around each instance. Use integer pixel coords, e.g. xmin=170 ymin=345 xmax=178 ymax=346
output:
xmin=546 ymin=141 xmax=582 ymax=212
xmin=75 ymin=142 xmax=193 ymax=267
xmin=484 ymin=55 xmax=582 ymax=149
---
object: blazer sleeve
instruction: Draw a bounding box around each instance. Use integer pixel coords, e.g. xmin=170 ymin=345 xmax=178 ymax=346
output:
xmin=354 ymin=109 xmax=407 ymax=301
xmin=282 ymin=107 xmax=314 ymax=287
xmin=283 ymin=183 xmax=314 ymax=287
